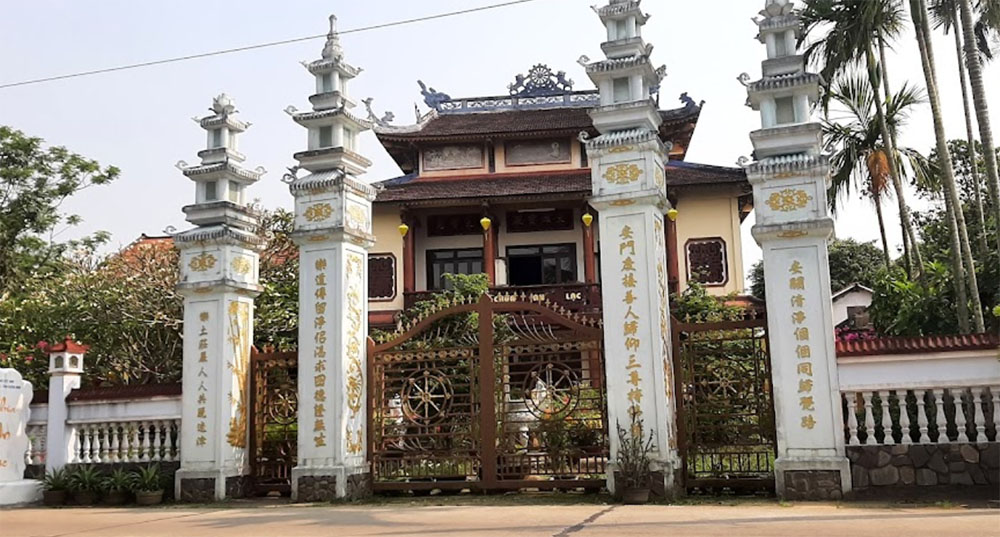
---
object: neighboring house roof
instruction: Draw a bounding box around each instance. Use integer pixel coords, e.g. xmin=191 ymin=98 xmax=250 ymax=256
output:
xmin=836 ymin=333 xmax=999 ymax=357
xmin=832 ymin=283 xmax=874 ymax=302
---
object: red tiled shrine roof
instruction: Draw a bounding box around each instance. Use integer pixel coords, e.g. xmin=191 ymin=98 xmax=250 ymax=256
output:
xmin=836 ymin=333 xmax=999 ymax=357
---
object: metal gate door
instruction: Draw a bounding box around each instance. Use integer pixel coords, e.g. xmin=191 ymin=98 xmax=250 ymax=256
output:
xmin=369 ymin=294 xmax=608 ymax=492
xmin=249 ymin=349 xmax=298 ymax=495
xmin=673 ymin=317 xmax=777 ymax=492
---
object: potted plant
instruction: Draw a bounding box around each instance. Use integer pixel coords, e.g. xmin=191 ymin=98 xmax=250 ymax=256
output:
xmin=102 ymin=468 xmax=135 ymax=506
xmin=68 ymin=466 xmax=103 ymax=506
xmin=132 ymin=465 xmax=165 ymax=506
xmin=615 ymin=415 xmax=655 ymax=505
xmin=42 ymin=468 xmax=70 ymax=507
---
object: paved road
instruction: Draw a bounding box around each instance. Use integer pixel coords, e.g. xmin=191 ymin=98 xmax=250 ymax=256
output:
xmin=2 ymin=503 xmax=997 ymax=537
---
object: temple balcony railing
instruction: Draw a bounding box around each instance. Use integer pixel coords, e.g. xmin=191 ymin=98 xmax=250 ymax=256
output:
xmin=403 ymin=283 xmax=602 ymax=314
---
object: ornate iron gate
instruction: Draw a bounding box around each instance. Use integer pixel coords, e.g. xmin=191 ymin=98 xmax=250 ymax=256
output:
xmin=249 ymin=349 xmax=298 ymax=495
xmin=672 ymin=317 xmax=777 ymax=492
xmin=369 ymin=294 xmax=607 ymax=492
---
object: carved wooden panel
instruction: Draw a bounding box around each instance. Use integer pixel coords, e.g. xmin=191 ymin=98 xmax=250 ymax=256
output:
xmin=686 ymin=238 xmax=728 ymax=286
xmin=506 ymin=209 xmax=575 ymax=233
xmin=427 ymin=214 xmax=482 ymax=237
xmin=505 ymin=138 xmax=572 ymax=166
xmin=423 ymin=144 xmax=484 ymax=171
xmin=368 ymin=254 xmax=396 ymax=301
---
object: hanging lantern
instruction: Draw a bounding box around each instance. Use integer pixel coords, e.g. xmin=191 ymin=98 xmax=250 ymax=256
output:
xmin=480 ymin=216 xmax=492 ymax=232
xmin=398 ymin=223 xmax=410 ymax=237
xmin=582 ymin=213 xmax=594 ymax=228
xmin=666 ymin=208 xmax=679 ymax=222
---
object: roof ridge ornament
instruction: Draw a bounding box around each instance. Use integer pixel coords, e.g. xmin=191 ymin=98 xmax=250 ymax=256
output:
xmin=418 ymin=80 xmax=451 ymax=111
xmin=508 ymin=64 xmax=574 ymax=97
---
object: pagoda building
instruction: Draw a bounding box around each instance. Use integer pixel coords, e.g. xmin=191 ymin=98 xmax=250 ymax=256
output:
xmin=366 ymin=65 xmax=752 ymax=329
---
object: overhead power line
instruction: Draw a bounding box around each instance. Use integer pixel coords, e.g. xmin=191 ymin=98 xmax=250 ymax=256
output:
xmin=0 ymin=0 xmax=541 ymax=90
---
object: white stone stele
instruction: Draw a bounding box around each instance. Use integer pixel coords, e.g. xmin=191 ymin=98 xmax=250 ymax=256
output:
xmin=0 ymin=368 xmax=42 ymax=506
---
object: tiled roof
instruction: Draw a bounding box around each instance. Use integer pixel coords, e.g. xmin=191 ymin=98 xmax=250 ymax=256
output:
xmin=836 ymin=333 xmax=999 ymax=357
xmin=67 ymin=383 xmax=183 ymax=402
xmin=375 ymin=170 xmax=592 ymax=204
xmin=665 ymin=161 xmax=747 ymax=188
xmin=376 ymin=104 xmax=701 ymax=142
xmin=374 ymin=161 xmax=749 ymax=205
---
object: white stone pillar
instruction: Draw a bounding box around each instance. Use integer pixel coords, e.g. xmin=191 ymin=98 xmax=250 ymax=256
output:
xmin=589 ymin=139 xmax=679 ymax=497
xmin=44 ymin=339 xmax=86 ymax=471
xmin=290 ymin=177 xmax=377 ymax=501
xmin=748 ymin=158 xmax=851 ymax=500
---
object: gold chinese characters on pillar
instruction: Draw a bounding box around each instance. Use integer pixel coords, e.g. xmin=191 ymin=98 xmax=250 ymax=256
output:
xmin=620 ymin=224 xmax=644 ymax=433
xmin=788 ymin=260 xmax=816 ymax=430
xmin=345 ymin=252 xmax=365 ymax=455
xmin=227 ymin=301 xmax=251 ymax=449
xmin=313 ymin=257 xmax=329 ymax=448
xmin=196 ymin=311 xmax=211 ymax=448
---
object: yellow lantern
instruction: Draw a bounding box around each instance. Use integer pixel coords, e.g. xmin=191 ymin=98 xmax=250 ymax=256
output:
xmin=480 ymin=216 xmax=492 ymax=232
xmin=398 ymin=223 xmax=410 ymax=237
xmin=666 ymin=208 xmax=679 ymax=222
xmin=582 ymin=213 xmax=594 ymax=228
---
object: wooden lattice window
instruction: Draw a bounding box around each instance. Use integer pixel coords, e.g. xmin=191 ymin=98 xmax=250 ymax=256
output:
xmin=368 ymin=254 xmax=396 ymax=301
xmin=686 ymin=238 xmax=728 ymax=286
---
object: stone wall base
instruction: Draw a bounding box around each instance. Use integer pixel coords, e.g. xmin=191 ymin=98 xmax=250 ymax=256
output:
xmin=292 ymin=466 xmax=371 ymax=502
xmin=848 ymin=443 xmax=999 ymax=499
xmin=175 ymin=468 xmax=247 ymax=502
xmin=775 ymin=457 xmax=851 ymax=501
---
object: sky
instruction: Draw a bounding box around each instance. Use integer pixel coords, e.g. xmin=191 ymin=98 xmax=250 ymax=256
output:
xmin=2 ymin=0 xmax=999 ymax=287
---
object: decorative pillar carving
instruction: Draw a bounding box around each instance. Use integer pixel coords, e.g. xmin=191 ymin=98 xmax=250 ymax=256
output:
xmin=173 ymin=95 xmax=264 ymax=502
xmin=287 ymin=14 xmax=377 ymax=501
xmin=742 ymin=0 xmax=850 ymax=500
xmin=584 ymin=0 xmax=679 ymax=497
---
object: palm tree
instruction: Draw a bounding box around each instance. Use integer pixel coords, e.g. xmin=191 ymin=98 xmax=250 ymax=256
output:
xmin=929 ymin=0 xmax=990 ymax=257
xmin=958 ymin=0 xmax=1000 ymax=255
xmin=801 ymin=0 xmax=925 ymax=277
xmin=823 ymin=74 xmax=930 ymax=272
xmin=911 ymin=0 xmax=986 ymax=332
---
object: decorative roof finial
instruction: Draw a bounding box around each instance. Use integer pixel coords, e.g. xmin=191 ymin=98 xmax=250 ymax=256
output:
xmin=763 ymin=0 xmax=794 ymax=17
xmin=211 ymin=93 xmax=237 ymax=117
xmin=322 ymin=14 xmax=344 ymax=61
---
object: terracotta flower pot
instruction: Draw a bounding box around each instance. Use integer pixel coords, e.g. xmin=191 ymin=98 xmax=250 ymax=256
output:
xmin=135 ymin=490 xmax=164 ymax=506
xmin=74 ymin=490 xmax=99 ymax=506
xmin=104 ymin=490 xmax=129 ymax=506
xmin=621 ymin=487 xmax=650 ymax=505
xmin=43 ymin=490 xmax=67 ymax=507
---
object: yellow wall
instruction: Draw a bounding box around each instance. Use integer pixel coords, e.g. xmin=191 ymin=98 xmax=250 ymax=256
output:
xmin=674 ymin=188 xmax=746 ymax=296
xmin=370 ymin=206 xmax=405 ymax=312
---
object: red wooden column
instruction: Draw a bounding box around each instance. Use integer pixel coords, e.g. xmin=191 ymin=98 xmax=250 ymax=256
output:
xmin=582 ymin=211 xmax=597 ymax=286
xmin=666 ymin=212 xmax=680 ymax=296
xmin=482 ymin=213 xmax=496 ymax=285
xmin=401 ymin=212 xmax=416 ymax=294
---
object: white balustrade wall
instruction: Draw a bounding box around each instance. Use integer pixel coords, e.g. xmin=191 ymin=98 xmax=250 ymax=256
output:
xmin=25 ymin=392 xmax=182 ymax=467
xmin=841 ymin=386 xmax=998 ymax=445
xmin=69 ymin=419 xmax=180 ymax=464
xmin=838 ymin=346 xmax=1000 ymax=447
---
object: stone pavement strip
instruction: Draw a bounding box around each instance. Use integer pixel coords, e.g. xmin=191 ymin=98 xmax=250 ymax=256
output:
xmin=0 ymin=504 xmax=997 ymax=537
